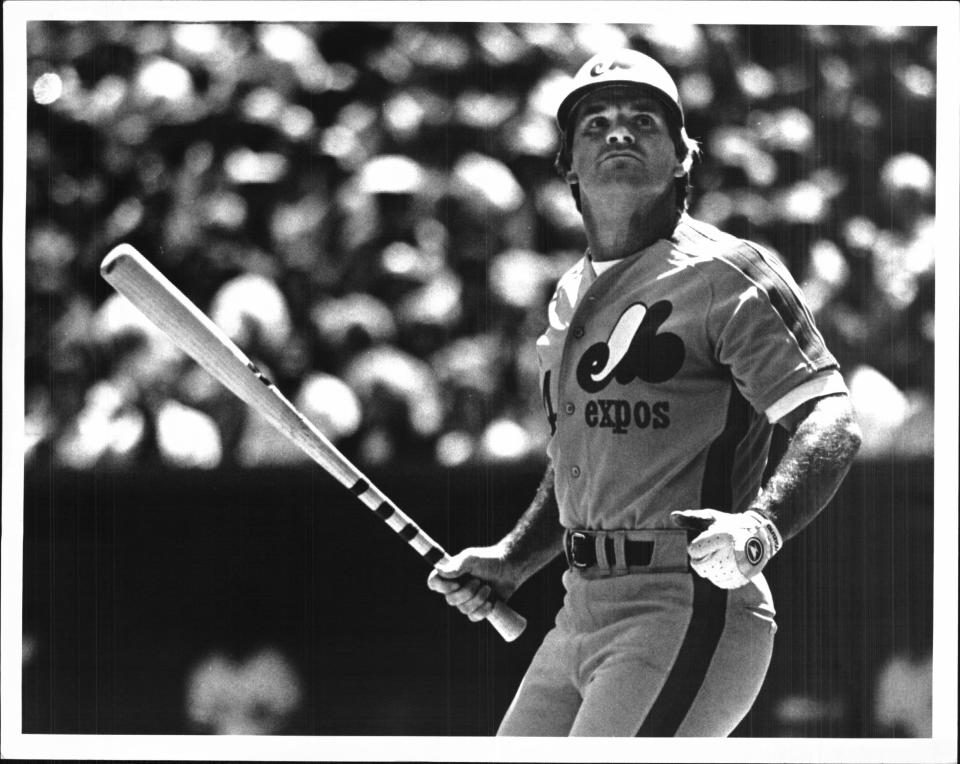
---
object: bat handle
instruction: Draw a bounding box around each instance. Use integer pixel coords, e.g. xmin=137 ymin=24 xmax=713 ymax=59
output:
xmin=453 ymin=574 xmax=527 ymax=642
xmin=488 ymin=598 xmax=527 ymax=642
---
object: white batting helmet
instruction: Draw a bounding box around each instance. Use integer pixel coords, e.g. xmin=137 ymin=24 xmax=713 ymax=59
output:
xmin=556 ymin=49 xmax=684 ymax=131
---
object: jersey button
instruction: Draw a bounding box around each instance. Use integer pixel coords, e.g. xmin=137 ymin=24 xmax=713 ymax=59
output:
xmin=571 ymin=465 xmax=581 ymax=478
xmin=564 ymin=403 xmax=575 ymax=415
xmin=573 ymin=326 xmax=585 ymax=339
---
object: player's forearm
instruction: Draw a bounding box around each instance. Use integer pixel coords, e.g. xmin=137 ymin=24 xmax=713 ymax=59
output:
xmin=751 ymin=395 xmax=862 ymax=541
xmin=496 ymin=462 xmax=565 ymax=585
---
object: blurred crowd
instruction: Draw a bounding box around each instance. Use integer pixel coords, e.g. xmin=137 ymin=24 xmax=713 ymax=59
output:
xmin=23 ymin=21 xmax=937 ymax=472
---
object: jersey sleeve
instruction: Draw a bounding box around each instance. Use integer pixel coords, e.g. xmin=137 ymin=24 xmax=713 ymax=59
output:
xmin=708 ymin=243 xmax=840 ymax=415
xmin=764 ymin=369 xmax=849 ymax=423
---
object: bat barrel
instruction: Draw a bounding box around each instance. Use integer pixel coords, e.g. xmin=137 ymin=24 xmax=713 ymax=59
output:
xmin=99 ymin=243 xmax=527 ymax=642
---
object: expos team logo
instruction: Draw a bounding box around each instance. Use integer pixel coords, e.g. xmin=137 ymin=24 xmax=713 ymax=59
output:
xmin=576 ymin=300 xmax=685 ymax=392
xmin=589 ymin=56 xmax=635 ymax=78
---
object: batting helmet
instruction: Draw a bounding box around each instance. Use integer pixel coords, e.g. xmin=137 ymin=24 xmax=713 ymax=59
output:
xmin=556 ymin=49 xmax=684 ymax=132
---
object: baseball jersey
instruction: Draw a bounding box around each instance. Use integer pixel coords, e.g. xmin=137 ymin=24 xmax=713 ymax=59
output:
xmin=537 ymin=213 xmax=846 ymax=531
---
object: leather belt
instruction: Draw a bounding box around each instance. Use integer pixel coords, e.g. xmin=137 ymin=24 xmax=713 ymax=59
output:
xmin=566 ymin=531 xmax=652 ymax=568
xmin=563 ymin=528 xmax=690 ymax=575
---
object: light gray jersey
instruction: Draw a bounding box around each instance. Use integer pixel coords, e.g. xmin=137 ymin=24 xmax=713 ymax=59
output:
xmin=537 ymin=214 xmax=844 ymax=530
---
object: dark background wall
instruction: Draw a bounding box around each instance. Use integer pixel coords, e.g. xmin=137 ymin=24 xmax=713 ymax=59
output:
xmin=21 ymin=457 xmax=933 ymax=737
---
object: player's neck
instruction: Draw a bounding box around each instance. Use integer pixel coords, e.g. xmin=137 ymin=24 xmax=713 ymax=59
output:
xmin=581 ymin=184 xmax=678 ymax=262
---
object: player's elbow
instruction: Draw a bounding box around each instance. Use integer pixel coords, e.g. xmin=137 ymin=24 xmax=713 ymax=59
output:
xmin=807 ymin=394 xmax=862 ymax=466
xmin=845 ymin=414 xmax=863 ymax=455
xmin=832 ymin=397 xmax=863 ymax=463
xmin=844 ymin=417 xmax=863 ymax=463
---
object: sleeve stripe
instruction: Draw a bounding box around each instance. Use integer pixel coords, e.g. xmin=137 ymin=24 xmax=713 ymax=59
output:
xmin=723 ymin=247 xmax=825 ymax=363
xmin=679 ymin=218 xmax=832 ymax=367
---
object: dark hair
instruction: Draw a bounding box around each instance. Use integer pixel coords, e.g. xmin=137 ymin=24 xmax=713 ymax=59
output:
xmin=554 ymin=101 xmax=700 ymax=214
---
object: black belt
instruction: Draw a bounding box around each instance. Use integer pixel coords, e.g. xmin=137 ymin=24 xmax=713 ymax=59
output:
xmin=565 ymin=530 xmax=654 ymax=570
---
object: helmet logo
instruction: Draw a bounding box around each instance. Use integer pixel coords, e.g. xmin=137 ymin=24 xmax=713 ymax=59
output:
xmin=590 ymin=58 xmax=634 ymax=77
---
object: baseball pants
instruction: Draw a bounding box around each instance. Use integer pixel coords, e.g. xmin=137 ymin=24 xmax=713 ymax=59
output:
xmin=497 ymin=562 xmax=776 ymax=736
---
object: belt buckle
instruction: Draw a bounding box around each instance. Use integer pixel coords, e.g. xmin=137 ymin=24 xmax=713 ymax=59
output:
xmin=569 ymin=531 xmax=590 ymax=569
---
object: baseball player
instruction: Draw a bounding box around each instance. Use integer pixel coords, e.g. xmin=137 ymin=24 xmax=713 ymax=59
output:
xmin=428 ymin=48 xmax=862 ymax=736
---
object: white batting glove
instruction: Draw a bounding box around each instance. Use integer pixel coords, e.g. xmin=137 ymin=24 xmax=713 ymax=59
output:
xmin=671 ymin=509 xmax=783 ymax=589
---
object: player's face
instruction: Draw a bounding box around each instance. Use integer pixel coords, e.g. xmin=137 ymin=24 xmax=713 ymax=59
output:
xmin=567 ymin=86 xmax=682 ymax=205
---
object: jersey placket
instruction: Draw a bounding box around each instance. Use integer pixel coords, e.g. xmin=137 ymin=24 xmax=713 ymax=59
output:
xmin=551 ymin=259 xmax=600 ymax=524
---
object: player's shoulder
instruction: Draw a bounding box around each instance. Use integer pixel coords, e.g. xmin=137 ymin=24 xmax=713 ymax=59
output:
xmin=671 ymin=215 xmax=797 ymax=288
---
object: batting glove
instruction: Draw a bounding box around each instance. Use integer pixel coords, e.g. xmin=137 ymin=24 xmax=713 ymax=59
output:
xmin=671 ymin=509 xmax=783 ymax=589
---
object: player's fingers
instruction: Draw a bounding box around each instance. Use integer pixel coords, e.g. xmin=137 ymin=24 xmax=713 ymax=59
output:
xmin=428 ymin=551 xmax=475 ymax=590
xmin=671 ymin=509 xmax=720 ymax=530
xmin=690 ymin=549 xmax=719 ymax=573
xmin=433 ymin=557 xmax=467 ymax=579
xmin=458 ymin=583 xmax=493 ymax=618
xmin=467 ymin=597 xmax=495 ymax=622
xmin=427 ymin=569 xmax=463 ymax=594
xmin=677 ymin=508 xmax=723 ymax=522
xmin=444 ymin=577 xmax=483 ymax=607
xmin=687 ymin=533 xmax=731 ymax=558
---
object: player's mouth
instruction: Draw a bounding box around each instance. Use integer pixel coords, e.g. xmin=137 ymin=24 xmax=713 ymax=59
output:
xmin=600 ymin=151 xmax=643 ymax=163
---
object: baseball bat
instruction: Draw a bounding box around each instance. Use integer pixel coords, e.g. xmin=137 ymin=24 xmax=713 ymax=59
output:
xmin=100 ymin=243 xmax=527 ymax=642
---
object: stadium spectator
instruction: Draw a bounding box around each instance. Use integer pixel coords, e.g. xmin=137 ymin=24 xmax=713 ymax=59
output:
xmin=24 ymin=22 xmax=936 ymax=470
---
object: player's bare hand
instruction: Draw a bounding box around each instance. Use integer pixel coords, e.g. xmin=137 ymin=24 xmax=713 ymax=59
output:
xmin=427 ymin=545 xmax=519 ymax=621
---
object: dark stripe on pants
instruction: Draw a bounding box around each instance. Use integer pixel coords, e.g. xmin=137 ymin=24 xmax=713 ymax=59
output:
xmin=635 ymin=572 xmax=727 ymax=736
xmin=636 ymin=381 xmax=752 ymax=736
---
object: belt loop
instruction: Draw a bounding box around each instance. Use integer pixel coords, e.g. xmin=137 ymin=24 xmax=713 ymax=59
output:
xmin=612 ymin=533 xmax=628 ymax=574
xmin=594 ymin=534 xmax=610 ymax=574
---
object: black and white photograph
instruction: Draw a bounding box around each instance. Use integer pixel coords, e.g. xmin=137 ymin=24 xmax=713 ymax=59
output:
xmin=2 ymin=2 xmax=957 ymax=761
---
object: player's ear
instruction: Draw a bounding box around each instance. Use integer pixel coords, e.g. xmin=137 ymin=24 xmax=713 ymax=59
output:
xmin=565 ymin=170 xmax=579 ymax=184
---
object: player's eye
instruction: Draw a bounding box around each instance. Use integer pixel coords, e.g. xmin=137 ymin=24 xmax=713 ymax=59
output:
xmin=634 ymin=114 xmax=655 ymax=127
xmin=583 ymin=115 xmax=608 ymax=130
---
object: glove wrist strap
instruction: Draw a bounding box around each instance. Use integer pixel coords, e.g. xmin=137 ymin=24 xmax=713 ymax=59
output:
xmin=745 ymin=509 xmax=783 ymax=558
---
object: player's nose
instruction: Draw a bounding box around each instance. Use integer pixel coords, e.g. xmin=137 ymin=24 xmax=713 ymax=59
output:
xmin=605 ymin=125 xmax=635 ymax=145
